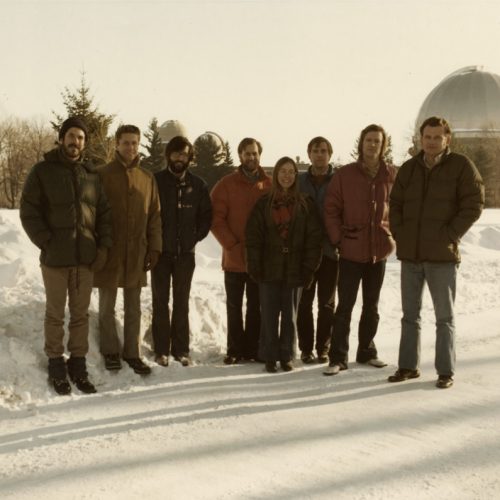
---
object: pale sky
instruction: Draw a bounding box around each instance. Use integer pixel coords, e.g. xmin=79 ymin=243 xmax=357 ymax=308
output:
xmin=1 ymin=0 xmax=500 ymax=165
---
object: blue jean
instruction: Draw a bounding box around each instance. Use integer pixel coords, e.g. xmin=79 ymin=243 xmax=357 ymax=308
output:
xmin=398 ymin=261 xmax=457 ymax=376
xmin=259 ymin=282 xmax=302 ymax=363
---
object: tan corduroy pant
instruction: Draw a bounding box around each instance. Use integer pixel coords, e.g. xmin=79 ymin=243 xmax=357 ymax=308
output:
xmin=98 ymin=287 xmax=142 ymax=359
xmin=41 ymin=265 xmax=93 ymax=359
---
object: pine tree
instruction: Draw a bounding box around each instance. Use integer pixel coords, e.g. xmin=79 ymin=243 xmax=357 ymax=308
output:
xmin=223 ymin=141 xmax=235 ymax=168
xmin=52 ymin=72 xmax=115 ymax=166
xmin=141 ymin=118 xmax=165 ymax=173
xmin=191 ymin=134 xmax=232 ymax=189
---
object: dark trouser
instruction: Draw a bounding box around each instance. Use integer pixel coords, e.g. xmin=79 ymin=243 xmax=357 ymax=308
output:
xmin=297 ymin=255 xmax=339 ymax=356
xmin=329 ymin=258 xmax=386 ymax=365
xmin=259 ymin=282 xmax=302 ymax=363
xmin=224 ymin=271 xmax=261 ymax=359
xmin=151 ymin=253 xmax=195 ymax=358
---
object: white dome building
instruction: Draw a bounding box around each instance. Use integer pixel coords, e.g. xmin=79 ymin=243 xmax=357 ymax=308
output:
xmin=158 ymin=120 xmax=188 ymax=144
xmin=415 ymin=66 xmax=500 ymax=206
xmin=415 ymin=66 xmax=500 ymax=137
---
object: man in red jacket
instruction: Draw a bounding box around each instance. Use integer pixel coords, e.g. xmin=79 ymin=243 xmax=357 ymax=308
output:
xmin=211 ymin=138 xmax=272 ymax=364
xmin=323 ymin=124 xmax=396 ymax=376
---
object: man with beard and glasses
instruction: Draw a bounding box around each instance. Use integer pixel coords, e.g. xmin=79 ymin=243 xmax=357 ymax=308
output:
xmin=211 ymin=137 xmax=272 ymax=364
xmin=151 ymin=136 xmax=212 ymax=367
xmin=20 ymin=117 xmax=112 ymax=395
xmin=93 ymin=124 xmax=162 ymax=376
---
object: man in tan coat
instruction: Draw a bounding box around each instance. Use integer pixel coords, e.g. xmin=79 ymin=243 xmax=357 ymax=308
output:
xmin=94 ymin=124 xmax=162 ymax=375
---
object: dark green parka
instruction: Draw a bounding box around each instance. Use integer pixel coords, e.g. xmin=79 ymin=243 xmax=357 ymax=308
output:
xmin=20 ymin=147 xmax=113 ymax=267
xmin=389 ymin=149 xmax=484 ymax=263
xmin=245 ymin=194 xmax=322 ymax=287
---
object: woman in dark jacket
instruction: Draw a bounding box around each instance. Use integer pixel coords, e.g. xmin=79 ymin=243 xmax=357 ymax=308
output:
xmin=245 ymin=157 xmax=322 ymax=373
xmin=323 ymin=124 xmax=397 ymax=376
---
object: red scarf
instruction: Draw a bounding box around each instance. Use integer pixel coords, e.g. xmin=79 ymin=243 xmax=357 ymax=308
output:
xmin=271 ymin=193 xmax=295 ymax=240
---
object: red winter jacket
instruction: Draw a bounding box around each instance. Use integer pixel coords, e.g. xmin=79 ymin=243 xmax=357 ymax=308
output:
xmin=210 ymin=166 xmax=271 ymax=272
xmin=324 ymin=161 xmax=396 ymax=263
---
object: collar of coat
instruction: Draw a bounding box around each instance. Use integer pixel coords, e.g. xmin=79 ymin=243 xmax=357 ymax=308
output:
xmin=306 ymin=163 xmax=334 ymax=178
xmin=43 ymin=147 xmax=95 ymax=173
xmin=238 ymin=164 xmax=269 ymax=183
xmin=416 ymin=147 xmax=451 ymax=169
xmin=115 ymin=151 xmax=140 ymax=169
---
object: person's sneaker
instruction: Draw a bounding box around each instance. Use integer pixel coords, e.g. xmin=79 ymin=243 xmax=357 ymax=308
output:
xmin=265 ymin=361 xmax=277 ymax=373
xmin=223 ymin=355 xmax=239 ymax=365
xmin=123 ymin=358 xmax=152 ymax=375
xmin=280 ymin=360 xmax=294 ymax=372
xmin=387 ymin=368 xmax=420 ymax=382
xmin=71 ymin=376 xmax=97 ymax=394
xmin=436 ymin=375 xmax=454 ymax=389
xmin=50 ymin=376 xmax=72 ymax=395
xmin=175 ymin=356 xmax=191 ymax=367
xmin=155 ymin=354 xmax=169 ymax=367
xmin=317 ymin=354 xmax=329 ymax=364
xmin=323 ymin=363 xmax=346 ymax=376
xmin=103 ymin=354 xmax=122 ymax=371
xmin=301 ymin=352 xmax=316 ymax=364
xmin=364 ymin=358 xmax=388 ymax=368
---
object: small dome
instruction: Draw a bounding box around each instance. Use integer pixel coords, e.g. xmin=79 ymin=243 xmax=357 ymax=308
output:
xmin=158 ymin=120 xmax=188 ymax=143
xmin=193 ymin=131 xmax=226 ymax=166
xmin=194 ymin=131 xmax=225 ymax=149
xmin=415 ymin=66 xmax=500 ymax=137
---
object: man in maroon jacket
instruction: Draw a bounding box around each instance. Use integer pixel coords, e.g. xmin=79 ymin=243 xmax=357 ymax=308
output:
xmin=323 ymin=124 xmax=396 ymax=376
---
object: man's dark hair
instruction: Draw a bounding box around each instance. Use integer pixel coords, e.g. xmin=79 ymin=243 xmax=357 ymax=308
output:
xmin=237 ymin=137 xmax=262 ymax=155
xmin=419 ymin=116 xmax=452 ymax=136
xmin=307 ymin=136 xmax=333 ymax=156
xmin=115 ymin=124 xmax=141 ymax=142
xmin=357 ymin=124 xmax=388 ymax=160
xmin=165 ymin=136 xmax=194 ymax=162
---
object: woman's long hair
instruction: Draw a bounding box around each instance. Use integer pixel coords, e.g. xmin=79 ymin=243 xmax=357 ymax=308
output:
xmin=267 ymin=156 xmax=307 ymax=214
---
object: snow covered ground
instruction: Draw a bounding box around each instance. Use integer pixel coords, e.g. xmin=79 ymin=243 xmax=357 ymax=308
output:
xmin=1 ymin=208 xmax=499 ymax=499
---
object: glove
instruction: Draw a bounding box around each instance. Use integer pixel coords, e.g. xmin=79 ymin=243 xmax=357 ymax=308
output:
xmin=90 ymin=247 xmax=108 ymax=272
xmin=144 ymin=250 xmax=161 ymax=271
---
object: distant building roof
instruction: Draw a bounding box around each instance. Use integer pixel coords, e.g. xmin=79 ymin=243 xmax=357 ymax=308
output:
xmin=158 ymin=120 xmax=188 ymax=143
xmin=416 ymin=66 xmax=500 ymax=137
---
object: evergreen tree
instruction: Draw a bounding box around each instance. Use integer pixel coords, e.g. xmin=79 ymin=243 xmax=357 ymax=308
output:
xmin=223 ymin=141 xmax=235 ymax=168
xmin=141 ymin=117 xmax=165 ymax=173
xmin=191 ymin=134 xmax=232 ymax=190
xmin=52 ymin=72 xmax=115 ymax=166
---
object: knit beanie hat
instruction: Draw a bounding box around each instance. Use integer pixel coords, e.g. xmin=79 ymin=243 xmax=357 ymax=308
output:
xmin=58 ymin=117 xmax=89 ymax=141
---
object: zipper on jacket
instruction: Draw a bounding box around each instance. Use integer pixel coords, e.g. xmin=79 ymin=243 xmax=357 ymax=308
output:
xmin=71 ymin=166 xmax=82 ymax=289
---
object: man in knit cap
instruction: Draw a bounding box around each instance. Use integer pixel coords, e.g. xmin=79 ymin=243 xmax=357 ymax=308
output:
xmin=20 ymin=117 xmax=112 ymax=395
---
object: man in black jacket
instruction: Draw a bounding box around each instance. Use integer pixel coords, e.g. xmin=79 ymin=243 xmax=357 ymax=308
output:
xmin=20 ymin=117 xmax=112 ymax=395
xmin=151 ymin=136 xmax=212 ymax=366
xmin=388 ymin=116 xmax=484 ymax=389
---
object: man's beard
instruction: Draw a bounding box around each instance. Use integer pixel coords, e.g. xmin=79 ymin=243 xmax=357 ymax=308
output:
xmin=62 ymin=143 xmax=82 ymax=160
xmin=169 ymin=160 xmax=188 ymax=174
xmin=242 ymin=160 xmax=258 ymax=173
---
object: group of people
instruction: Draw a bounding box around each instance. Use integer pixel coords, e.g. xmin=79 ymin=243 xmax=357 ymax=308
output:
xmin=19 ymin=115 xmax=484 ymax=395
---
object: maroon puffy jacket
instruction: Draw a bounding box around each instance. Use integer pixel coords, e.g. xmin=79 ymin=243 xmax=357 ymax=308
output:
xmin=324 ymin=161 xmax=396 ymax=263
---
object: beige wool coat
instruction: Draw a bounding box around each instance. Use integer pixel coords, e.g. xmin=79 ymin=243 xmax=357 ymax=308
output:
xmin=93 ymin=155 xmax=162 ymax=288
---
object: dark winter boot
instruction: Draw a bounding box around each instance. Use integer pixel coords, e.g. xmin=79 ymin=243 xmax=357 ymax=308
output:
xmin=48 ymin=357 xmax=71 ymax=396
xmin=67 ymin=357 xmax=97 ymax=394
